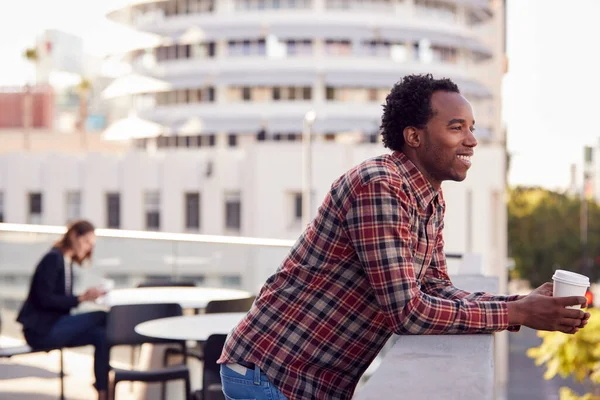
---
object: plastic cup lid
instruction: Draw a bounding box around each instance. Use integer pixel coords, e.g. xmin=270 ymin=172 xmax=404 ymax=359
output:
xmin=552 ymin=269 xmax=590 ymax=287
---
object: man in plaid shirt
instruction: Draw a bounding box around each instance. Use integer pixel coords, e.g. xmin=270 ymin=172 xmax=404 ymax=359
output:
xmin=218 ymin=74 xmax=590 ymax=400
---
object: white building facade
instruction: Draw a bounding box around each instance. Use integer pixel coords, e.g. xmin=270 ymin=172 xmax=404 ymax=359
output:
xmin=2 ymin=0 xmax=508 ymax=277
xmin=104 ymin=0 xmax=504 ymax=144
xmin=0 ymin=0 xmax=509 ymax=293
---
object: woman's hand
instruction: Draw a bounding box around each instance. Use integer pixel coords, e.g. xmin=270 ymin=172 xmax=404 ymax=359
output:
xmin=78 ymin=287 xmax=106 ymax=303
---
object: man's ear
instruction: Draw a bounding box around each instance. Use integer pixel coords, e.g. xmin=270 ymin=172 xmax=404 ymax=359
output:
xmin=403 ymin=127 xmax=421 ymax=149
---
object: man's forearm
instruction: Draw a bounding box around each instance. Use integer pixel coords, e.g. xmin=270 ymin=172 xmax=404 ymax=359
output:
xmin=422 ymin=278 xmax=520 ymax=303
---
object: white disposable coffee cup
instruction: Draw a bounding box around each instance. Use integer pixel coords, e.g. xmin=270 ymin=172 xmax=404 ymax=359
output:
xmin=552 ymin=270 xmax=590 ymax=309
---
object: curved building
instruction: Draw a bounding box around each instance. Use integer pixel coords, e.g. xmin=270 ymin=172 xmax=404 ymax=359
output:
xmin=105 ymin=0 xmax=505 ymax=148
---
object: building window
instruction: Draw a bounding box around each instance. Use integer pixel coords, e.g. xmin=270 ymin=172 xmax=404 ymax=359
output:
xmin=0 ymin=192 xmax=4 ymax=223
xmin=65 ymin=191 xmax=81 ymax=223
xmin=28 ymin=192 xmax=42 ymax=224
xmin=185 ymin=192 xmax=201 ymax=230
xmin=415 ymin=0 xmax=456 ymax=21
xmin=145 ymin=191 xmax=161 ymax=230
xmin=233 ymin=0 xmax=310 ymax=9
xmin=326 ymin=87 xmax=335 ymax=100
xmin=326 ymin=0 xmax=393 ymax=11
xmin=290 ymin=192 xmax=303 ymax=224
xmin=285 ymin=39 xmax=313 ymax=56
xmin=302 ymin=87 xmax=312 ymax=100
xmin=225 ymin=192 xmax=241 ymax=231
xmin=228 ymin=39 xmax=267 ymax=56
xmin=155 ymin=87 xmax=215 ymax=105
xmin=256 ymin=129 xmax=267 ymax=141
xmin=325 ymin=39 xmax=352 ymax=56
xmin=106 ymin=193 xmax=120 ymax=229
xmin=242 ymin=87 xmax=251 ymax=101
xmin=228 ymin=134 xmax=238 ymax=147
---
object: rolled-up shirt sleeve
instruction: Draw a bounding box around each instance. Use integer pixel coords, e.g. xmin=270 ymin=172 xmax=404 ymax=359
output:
xmin=344 ymin=179 xmax=511 ymax=335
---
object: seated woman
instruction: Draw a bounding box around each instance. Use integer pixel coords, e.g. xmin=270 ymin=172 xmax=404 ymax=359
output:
xmin=17 ymin=220 xmax=109 ymax=400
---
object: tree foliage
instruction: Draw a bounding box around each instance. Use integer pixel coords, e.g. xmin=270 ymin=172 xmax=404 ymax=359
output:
xmin=508 ymin=187 xmax=600 ymax=287
xmin=527 ymin=308 xmax=600 ymax=399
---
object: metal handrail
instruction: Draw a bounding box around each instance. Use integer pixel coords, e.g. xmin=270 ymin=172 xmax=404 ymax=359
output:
xmin=0 ymin=223 xmax=295 ymax=248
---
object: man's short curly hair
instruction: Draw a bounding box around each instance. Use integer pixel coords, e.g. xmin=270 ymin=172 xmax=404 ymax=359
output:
xmin=380 ymin=74 xmax=459 ymax=151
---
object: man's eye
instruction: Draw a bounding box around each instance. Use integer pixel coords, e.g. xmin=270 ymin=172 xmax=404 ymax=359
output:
xmin=451 ymin=126 xmax=462 ymax=130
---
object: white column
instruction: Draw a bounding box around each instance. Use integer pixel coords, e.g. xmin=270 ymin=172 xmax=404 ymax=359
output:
xmin=216 ymin=0 xmax=234 ymax=13
xmin=313 ymin=72 xmax=326 ymax=103
xmin=302 ymin=111 xmax=317 ymax=227
xmin=313 ymin=0 xmax=325 ymax=12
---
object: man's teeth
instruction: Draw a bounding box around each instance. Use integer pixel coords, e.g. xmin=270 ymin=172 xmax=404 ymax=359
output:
xmin=457 ymin=155 xmax=471 ymax=161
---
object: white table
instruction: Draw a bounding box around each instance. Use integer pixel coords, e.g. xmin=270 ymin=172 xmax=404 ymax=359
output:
xmin=97 ymin=287 xmax=252 ymax=309
xmin=135 ymin=312 xmax=247 ymax=341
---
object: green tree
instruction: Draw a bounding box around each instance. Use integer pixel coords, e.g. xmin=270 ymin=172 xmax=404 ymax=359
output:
xmin=508 ymin=187 xmax=600 ymax=287
xmin=527 ymin=308 xmax=600 ymax=399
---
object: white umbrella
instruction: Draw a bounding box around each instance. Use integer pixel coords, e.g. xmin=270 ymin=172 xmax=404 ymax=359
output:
xmin=179 ymin=27 xmax=206 ymax=44
xmin=103 ymin=115 xmax=169 ymax=141
xmin=178 ymin=117 xmax=204 ymax=135
xmin=102 ymin=73 xmax=172 ymax=99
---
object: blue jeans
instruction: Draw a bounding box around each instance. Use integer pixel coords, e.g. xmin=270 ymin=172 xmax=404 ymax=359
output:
xmin=24 ymin=311 xmax=109 ymax=392
xmin=220 ymin=363 xmax=288 ymax=400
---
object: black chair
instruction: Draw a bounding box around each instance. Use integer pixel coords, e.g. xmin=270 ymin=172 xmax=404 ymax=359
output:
xmin=204 ymin=296 xmax=256 ymax=315
xmin=202 ymin=334 xmax=227 ymax=400
xmin=106 ymin=303 xmax=191 ymax=400
xmin=163 ymin=296 xmax=256 ymax=367
xmin=191 ymin=334 xmax=227 ymax=400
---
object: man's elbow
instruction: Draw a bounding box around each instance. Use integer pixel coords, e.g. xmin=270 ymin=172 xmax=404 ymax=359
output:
xmin=386 ymin=297 xmax=432 ymax=335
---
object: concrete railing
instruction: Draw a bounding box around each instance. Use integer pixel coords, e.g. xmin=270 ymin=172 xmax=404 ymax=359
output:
xmin=356 ymin=273 xmax=501 ymax=400
xmin=355 ymin=334 xmax=495 ymax=400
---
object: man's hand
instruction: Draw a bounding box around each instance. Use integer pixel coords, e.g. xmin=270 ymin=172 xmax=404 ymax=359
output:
xmin=78 ymin=287 xmax=106 ymax=303
xmin=508 ymin=295 xmax=590 ymax=334
xmin=514 ymin=282 xmax=554 ymax=300
xmin=529 ymin=282 xmax=553 ymax=297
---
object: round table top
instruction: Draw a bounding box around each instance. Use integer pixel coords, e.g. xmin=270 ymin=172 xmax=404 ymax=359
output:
xmin=134 ymin=312 xmax=247 ymax=341
xmin=97 ymin=287 xmax=252 ymax=309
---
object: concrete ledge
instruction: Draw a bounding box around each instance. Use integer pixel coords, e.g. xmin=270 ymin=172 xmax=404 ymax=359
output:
xmin=355 ymin=334 xmax=495 ymax=400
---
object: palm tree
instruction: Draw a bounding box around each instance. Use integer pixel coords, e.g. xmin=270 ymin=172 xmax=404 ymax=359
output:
xmin=22 ymin=46 xmax=38 ymax=151
xmin=76 ymin=77 xmax=92 ymax=148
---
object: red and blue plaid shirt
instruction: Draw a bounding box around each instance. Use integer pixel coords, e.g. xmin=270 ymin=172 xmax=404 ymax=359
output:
xmin=219 ymin=151 xmax=518 ymax=399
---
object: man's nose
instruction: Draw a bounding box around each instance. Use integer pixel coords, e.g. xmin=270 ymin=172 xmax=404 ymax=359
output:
xmin=465 ymin=130 xmax=478 ymax=148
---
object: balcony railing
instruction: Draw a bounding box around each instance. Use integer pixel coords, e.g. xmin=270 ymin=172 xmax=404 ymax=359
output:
xmin=0 ymin=223 xmax=293 ymax=310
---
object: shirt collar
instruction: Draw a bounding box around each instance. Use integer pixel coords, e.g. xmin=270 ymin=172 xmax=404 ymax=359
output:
xmin=391 ymin=151 xmax=441 ymax=210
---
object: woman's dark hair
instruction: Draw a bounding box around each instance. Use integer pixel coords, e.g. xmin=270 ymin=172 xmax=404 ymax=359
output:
xmin=380 ymin=74 xmax=459 ymax=151
xmin=54 ymin=219 xmax=95 ymax=265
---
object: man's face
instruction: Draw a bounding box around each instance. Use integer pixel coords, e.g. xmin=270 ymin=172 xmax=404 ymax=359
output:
xmin=417 ymin=91 xmax=477 ymax=185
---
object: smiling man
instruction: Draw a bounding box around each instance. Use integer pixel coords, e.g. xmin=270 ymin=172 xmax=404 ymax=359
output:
xmin=217 ymin=74 xmax=590 ymax=400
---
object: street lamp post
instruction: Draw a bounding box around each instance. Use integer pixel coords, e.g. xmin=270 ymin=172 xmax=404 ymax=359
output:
xmin=582 ymin=146 xmax=594 ymax=278
xmin=302 ymin=110 xmax=317 ymax=227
